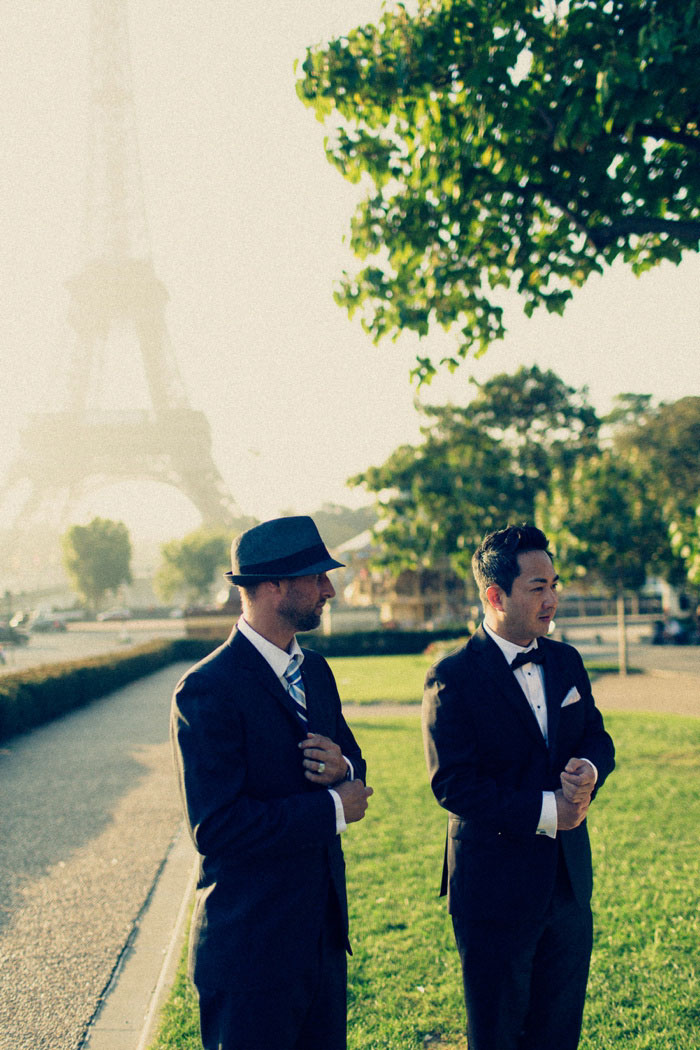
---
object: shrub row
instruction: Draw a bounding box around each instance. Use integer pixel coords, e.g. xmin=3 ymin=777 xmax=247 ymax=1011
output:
xmin=297 ymin=626 xmax=469 ymax=656
xmin=0 ymin=637 xmax=212 ymax=743
xmin=185 ymin=618 xmax=471 ymax=657
xmin=0 ymin=628 xmax=469 ymax=744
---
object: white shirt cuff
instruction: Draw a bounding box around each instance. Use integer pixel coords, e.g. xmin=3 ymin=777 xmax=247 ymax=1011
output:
xmin=329 ymin=758 xmax=354 ymax=834
xmin=537 ymin=790 xmax=558 ymax=839
xmin=329 ymin=789 xmax=347 ymax=834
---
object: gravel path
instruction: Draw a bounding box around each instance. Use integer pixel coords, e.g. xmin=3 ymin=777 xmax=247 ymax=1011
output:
xmin=344 ymin=670 xmax=700 ymax=721
xmin=592 ymin=668 xmax=700 ymax=717
xmin=0 ymin=662 xmax=191 ymax=1050
xmin=343 ymin=644 xmax=700 ymax=721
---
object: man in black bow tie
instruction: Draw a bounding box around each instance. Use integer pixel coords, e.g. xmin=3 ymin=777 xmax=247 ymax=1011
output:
xmin=422 ymin=524 xmax=615 ymax=1050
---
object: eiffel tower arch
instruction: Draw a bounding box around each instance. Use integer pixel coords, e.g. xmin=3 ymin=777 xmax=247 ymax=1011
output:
xmin=0 ymin=0 xmax=241 ymax=569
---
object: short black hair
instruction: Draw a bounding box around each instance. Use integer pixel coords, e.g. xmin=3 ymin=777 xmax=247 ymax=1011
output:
xmin=472 ymin=524 xmax=551 ymax=601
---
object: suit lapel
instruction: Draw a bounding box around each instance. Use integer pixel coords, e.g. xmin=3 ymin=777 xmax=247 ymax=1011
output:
xmin=230 ymin=630 xmax=308 ymax=735
xmin=541 ymin=638 xmax=564 ymax=748
xmin=300 ymin=654 xmax=334 ymax=737
xmin=471 ymin=628 xmax=547 ymax=749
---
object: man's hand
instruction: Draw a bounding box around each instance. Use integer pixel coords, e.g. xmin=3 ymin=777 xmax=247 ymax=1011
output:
xmin=335 ymin=779 xmax=374 ymax=823
xmin=560 ymin=758 xmax=596 ymax=804
xmin=299 ymin=733 xmax=349 ymax=785
xmin=555 ymin=789 xmax=589 ymax=830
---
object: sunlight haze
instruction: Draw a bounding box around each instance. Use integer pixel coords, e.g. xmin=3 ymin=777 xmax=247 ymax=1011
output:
xmin=1 ymin=1 xmax=698 ymax=563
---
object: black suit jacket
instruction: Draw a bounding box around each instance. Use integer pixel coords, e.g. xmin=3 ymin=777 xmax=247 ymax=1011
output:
xmin=171 ymin=627 xmax=366 ymax=995
xmin=422 ymin=627 xmax=614 ymax=924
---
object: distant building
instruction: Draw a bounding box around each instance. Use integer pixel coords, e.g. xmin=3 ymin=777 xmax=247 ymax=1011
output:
xmin=333 ymin=530 xmax=474 ymax=630
xmin=333 ymin=529 xmax=667 ymax=631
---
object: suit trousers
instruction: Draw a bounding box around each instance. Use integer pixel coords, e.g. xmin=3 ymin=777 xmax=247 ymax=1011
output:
xmin=197 ymin=889 xmax=347 ymax=1050
xmin=451 ymin=845 xmax=593 ymax=1050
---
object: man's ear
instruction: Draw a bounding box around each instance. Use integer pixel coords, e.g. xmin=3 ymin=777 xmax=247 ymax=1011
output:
xmin=262 ymin=578 xmax=283 ymax=603
xmin=485 ymin=584 xmax=505 ymax=612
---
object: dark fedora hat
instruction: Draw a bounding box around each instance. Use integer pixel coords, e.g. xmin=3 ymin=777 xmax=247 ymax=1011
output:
xmin=224 ymin=515 xmax=344 ymax=585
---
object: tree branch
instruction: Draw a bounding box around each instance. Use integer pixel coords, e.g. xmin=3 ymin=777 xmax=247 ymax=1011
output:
xmin=483 ymin=172 xmax=700 ymax=252
xmin=488 ymin=175 xmax=606 ymax=251
xmin=635 ymin=123 xmax=700 ymax=153
xmin=590 ymin=217 xmax=700 ymax=247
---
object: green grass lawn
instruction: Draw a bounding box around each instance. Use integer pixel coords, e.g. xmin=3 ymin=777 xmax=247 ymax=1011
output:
xmin=328 ymin=653 xmax=433 ymax=704
xmin=150 ymin=661 xmax=700 ymax=1050
xmin=325 ymin=651 xmax=630 ymax=706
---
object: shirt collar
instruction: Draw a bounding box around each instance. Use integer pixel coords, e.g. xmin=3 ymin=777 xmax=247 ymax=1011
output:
xmin=483 ymin=620 xmax=539 ymax=664
xmin=236 ymin=615 xmax=304 ymax=678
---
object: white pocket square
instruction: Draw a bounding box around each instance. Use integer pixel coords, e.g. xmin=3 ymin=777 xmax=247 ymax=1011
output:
xmin=561 ymin=686 xmax=581 ymax=708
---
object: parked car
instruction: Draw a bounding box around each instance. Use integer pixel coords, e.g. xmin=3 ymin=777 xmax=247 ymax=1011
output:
xmin=96 ymin=608 xmax=132 ymax=622
xmin=0 ymin=623 xmax=30 ymax=646
xmin=29 ymin=614 xmax=68 ymax=633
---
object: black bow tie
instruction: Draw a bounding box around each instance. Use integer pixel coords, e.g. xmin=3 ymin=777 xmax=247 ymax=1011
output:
xmin=510 ymin=648 xmax=545 ymax=670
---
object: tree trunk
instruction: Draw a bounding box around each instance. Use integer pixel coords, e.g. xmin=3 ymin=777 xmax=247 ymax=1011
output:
xmin=616 ymin=588 xmax=628 ymax=677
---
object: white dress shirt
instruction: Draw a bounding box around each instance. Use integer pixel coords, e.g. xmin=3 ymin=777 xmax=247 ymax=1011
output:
xmin=483 ymin=622 xmax=558 ymax=837
xmin=236 ymin=616 xmax=349 ymax=833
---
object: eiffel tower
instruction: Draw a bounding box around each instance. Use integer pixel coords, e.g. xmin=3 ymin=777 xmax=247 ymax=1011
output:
xmin=0 ymin=0 xmax=240 ymax=576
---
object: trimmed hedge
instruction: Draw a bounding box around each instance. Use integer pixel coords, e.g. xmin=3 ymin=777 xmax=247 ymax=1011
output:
xmin=296 ymin=626 xmax=469 ymax=656
xmin=0 ymin=637 xmax=213 ymax=743
xmin=0 ymin=628 xmax=470 ymax=744
xmin=185 ymin=618 xmax=472 ymax=657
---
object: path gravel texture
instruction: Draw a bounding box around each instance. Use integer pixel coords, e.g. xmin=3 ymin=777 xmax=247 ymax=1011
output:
xmin=343 ymin=650 xmax=700 ymax=721
xmin=594 ymin=668 xmax=700 ymax=717
xmin=0 ymin=662 xmax=191 ymax=1050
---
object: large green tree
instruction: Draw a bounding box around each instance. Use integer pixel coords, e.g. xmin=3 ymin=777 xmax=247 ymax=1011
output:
xmin=155 ymin=527 xmax=232 ymax=605
xmin=611 ymin=395 xmax=700 ymax=585
xmin=61 ymin=518 xmax=132 ymax=612
xmin=351 ymin=365 xmax=599 ymax=575
xmin=541 ymin=450 xmax=671 ymax=673
xmin=298 ymin=0 xmax=700 ymax=380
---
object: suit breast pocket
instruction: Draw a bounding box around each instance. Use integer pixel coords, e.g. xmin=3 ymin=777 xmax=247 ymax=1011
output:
xmin=559 ymin=697 xmax=585 ymax=726
xmin=555 ymin=696 xmax=588 ymax=753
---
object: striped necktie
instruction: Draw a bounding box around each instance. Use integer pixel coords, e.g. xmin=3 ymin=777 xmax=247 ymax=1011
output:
xmin=283 ymin=655 xmax=307 ymax=722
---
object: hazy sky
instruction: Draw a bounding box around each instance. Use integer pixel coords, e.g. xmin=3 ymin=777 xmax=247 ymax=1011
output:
xmin=2 ymin=0 xmax=699 ymax=547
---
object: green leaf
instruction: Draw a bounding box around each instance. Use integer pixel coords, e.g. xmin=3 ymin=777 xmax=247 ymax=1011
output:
xmin=297 ymin=0 xmax=700 ymax=380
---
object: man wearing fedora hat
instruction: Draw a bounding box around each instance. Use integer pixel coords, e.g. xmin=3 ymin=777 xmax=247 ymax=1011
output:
xmin=171 ymin=515 xmax=373 ymax=1050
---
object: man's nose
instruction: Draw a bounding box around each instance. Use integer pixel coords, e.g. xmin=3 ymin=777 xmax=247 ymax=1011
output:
xmin=321 ymin=574 xmax=336 ymax=598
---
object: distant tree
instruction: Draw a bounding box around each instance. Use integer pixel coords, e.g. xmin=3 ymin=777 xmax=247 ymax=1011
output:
xmin=155 ymin=527 xmax=231 ymax=605
xmin=542 ymin=450 xmax=670 ymax=674
xmin=351 ymin=365 xmax=598 ymax=576
xmin=604 ymin=392 xmax=654 ymax=429
xmin=298 ymin=0 xmax=700 ymax=380
xmin=459 ymin=365 xmax=599 ymax=493
xmin=670 ymin=512 xmax=700 ymax=587
xmin=310 ymin=503 xmax=378 ymax=548
xmin=61 ymin=518 xmax=132 ymax=612
xmin=277 ymin=505 xmax=378 ymax=548
xmin=352 ymin=418 xmax=514 ymax=577
xmin=611 ymin=395 xmax=700 ymax=585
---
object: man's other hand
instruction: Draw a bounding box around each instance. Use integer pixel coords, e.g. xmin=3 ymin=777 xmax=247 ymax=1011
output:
xmin=554 ymin=789 xmax=589 ymax=830
xmin=560 ymin=758 xmax=596 ymax=804
xmin=335 ymin=780 xmax=373 ymax=823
